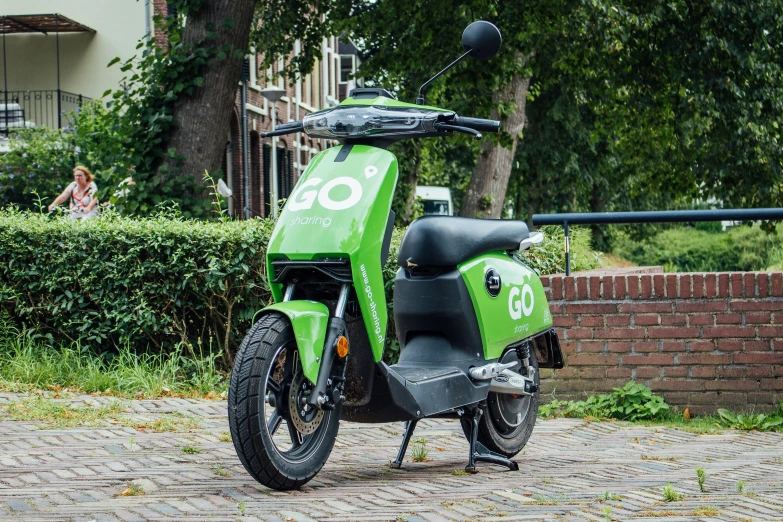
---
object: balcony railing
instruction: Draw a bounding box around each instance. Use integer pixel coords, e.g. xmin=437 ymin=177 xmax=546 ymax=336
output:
xmin=0 ymin=89 xmax=92 ymax=135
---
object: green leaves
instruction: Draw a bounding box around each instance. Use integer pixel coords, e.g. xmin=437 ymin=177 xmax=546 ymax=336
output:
xmin=716 ymin=408 xmax=783 ymax=431
xmin=540 ymin=381 xmax=670 ymax=421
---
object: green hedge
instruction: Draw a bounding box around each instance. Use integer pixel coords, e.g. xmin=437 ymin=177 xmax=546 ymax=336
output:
xmin=0 ymin=210 xmax=596 ymax=362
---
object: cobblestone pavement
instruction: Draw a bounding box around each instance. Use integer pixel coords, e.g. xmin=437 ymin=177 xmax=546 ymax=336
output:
xmin=0 ymin=394 xmax=781 ymax=521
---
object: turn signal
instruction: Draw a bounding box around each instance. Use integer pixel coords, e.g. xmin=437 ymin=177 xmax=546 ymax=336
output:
xmin=336 ymin=336 xmax=349 ymax=358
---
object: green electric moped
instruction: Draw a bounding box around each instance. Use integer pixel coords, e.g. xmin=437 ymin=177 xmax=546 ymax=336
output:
xmin=228 ymin=21 xmax=564 ymax=490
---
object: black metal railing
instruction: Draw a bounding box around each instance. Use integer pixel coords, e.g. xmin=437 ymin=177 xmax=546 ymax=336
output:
xmin=532 ymin=209 xmax=783 ymax=276
xmin=0 ymin=89 xmax=92 ymax=134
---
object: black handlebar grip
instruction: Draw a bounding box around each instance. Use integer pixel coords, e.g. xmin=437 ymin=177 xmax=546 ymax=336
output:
xmin=276 ymin=121 xmax=304 ymax=131
xmin=453 ymin=116 xmax=500 ymax=133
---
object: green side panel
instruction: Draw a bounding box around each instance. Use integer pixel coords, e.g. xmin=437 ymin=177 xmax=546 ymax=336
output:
xmin=266 ymin=145 xmax=398 ymax=362
xmin=458 ymin=252 xmax=553 ymax=360
xmin=260 ymin=301 xmax=330 ymax=385
xmin=336 ymin=95 xmax=449 ymax=112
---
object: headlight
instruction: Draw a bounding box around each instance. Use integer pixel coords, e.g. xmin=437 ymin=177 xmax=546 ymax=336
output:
xmin=303 ymin=106 xmax=441 ymax=139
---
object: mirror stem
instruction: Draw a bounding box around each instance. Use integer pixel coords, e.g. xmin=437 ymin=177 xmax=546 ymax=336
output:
xmin=416 ymin=49 xmax=473 ymax=105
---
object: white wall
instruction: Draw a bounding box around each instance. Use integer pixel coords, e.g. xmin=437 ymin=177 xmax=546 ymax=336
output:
xmin=0 ymin=1 xmax=149 ymax=100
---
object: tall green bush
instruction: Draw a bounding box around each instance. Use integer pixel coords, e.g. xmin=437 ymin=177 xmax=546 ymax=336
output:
xmin=0 ymin=210 xmax=596 ymax=363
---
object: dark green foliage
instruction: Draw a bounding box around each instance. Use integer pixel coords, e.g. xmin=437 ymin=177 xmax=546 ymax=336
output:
xmin=716 ymin=407 xmax=783 ymax=432
xmin=540 ymin=382 xmax=670 ymax=421
xmin=614 ymin=224 xmax=782 ymax=272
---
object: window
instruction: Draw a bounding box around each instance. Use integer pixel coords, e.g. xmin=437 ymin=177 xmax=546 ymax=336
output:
xmin=339 ymin=55 xmax=355 ymax=84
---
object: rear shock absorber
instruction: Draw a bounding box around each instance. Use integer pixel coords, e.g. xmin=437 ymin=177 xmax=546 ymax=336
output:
xmin=515 ymin=342 xmax=531 ymax=370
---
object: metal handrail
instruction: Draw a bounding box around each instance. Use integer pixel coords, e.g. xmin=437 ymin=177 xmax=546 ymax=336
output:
xmin=532 ymin=208 xmax=783 ymax=276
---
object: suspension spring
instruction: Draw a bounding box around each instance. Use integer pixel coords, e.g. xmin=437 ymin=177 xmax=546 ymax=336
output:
xmin=516 ymin=342 xmax=531 ymax=369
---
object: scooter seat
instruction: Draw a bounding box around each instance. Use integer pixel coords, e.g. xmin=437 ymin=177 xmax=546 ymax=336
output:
xmin=398 ymin=216 xmax=529 ymax=267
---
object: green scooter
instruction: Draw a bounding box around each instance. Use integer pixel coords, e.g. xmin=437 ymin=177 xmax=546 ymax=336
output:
xmin=228 ymin=21 xmax=564 ymax=490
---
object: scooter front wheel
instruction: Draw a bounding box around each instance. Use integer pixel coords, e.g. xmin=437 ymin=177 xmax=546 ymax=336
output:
xmin=461 ymin=347 xmax=540 ymax=457
xmin=228 ymin=313 xmax=340 ymax=490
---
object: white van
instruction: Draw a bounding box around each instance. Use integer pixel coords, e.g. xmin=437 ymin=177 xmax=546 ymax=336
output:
xmin=416 ymin=186 xmax=453 ymax=216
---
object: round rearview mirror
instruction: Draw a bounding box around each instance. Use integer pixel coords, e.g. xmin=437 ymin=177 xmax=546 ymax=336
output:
xmin=462 ymin=21 xmax=502 ymax=60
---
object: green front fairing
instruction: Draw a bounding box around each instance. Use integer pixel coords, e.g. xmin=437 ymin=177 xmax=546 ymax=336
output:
xmin=259 ymin=301 xmax=329 ymax=384
xmin=266 ymin=145 xmax=398 ymax=364
xmin=337 ymin=95 xmax=450 ymax=112
xmin=458 ymin=252 xmax=553 ymax=360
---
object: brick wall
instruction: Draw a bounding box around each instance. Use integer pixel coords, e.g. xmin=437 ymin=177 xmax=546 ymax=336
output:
xmin=539 ymin=271 xmax=783 ymax=413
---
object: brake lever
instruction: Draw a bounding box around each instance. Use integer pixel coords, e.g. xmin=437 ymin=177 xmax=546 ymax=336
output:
xmin=433 ymin=123 xmax=482 ymax=139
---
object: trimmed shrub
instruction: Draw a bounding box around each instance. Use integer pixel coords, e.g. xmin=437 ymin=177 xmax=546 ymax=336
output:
xmin=0 ymin=209 xmax=596 ymax=363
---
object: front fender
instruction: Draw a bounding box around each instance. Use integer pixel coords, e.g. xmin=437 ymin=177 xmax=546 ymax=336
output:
xmin=254 ymin=301 xmax=329 ymax=384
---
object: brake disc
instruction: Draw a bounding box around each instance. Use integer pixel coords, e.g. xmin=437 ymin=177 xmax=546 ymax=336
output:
xmin=288 ymin=372 xmax=324 ymax=435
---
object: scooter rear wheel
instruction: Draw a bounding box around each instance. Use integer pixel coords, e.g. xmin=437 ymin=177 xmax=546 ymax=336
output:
xmin=461 ymin=348 xmax=540 ymax=457
xmin=228 ymin=313 xmax=340 ymax=490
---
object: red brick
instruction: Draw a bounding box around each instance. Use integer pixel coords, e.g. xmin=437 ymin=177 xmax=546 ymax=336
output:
xmin=650 ymin=380 xmax=704 ymax=391
xmin=734 ymin=353 xmax=783 ymax=364
xmin=666 ymin=274 xmax=677 ymax=298
xmin=606 ymin=315 xmax=630 ymax=327
xmin=747 ymin=392 xmax=775 ymax=404
xmin=705 ymin=273 xmax=717 ymax=298
xmin=551 ymin=276 xmax=563 ymax=300
xmin=759 ymin=326 xmax=783 ymax=338
xmin=716 ymin=340 xmax=743 ymax=352
xmin=580 ymin=341 xmax=606 ymax=353
xmin=745 ymin=312 xmax=771 ymax=324
xmin=607 ymin=341 xmax=632 ymax=353
xmin=676 ymin=301 xmax=727 ymax=313
xmin=661 ymin=315 xmax=687 ymax=326
xmin=607 ymin=367 xmax=632 ymax=379
xmin=688 ymin=314 xmax=714 ymax=326
xmin=577 ymin=277 xmax=588 ymax=300
xmin=594 ymin=328 xmax=645 ymax=339
xmin=772 ymin=272 xmax=783 ymax=296
xmin=705 ymin=380 xmax=758 ymax=391
xmin=549 ymin=303 xmax=565 ymax=314
xmin=565 ymin=328 xmax=593 ymax=339
xmin=634 ymin=341 xmax=659 ymax=353
xmin=703 ymin=327 xmax=756 ymax=338
xmin=689 ymin=341 xmax=714 ymax=352
xmin=614 ymin=276 xmax=626 ymax=300
xmin=732 ymin=300 xmax=783 ymax=311
xmin=663 ymin=366 xmax=687 ymax=378
xmin=601 ymin=276 xmax=612 ymax=300
xmin=619 ymin=303 xmax=672 ymax=313
xmin=775 ymin=313 xmax=783 ymax=324
xmin=565 ymin=276 xmax=576 ymax=300
xmin=580 ymin=316 xmax=604 ymax=327
xmin=731 ymin=273 xmax=744 ymax=298
xmin=746 ymin=366 xmax=773 ymax=378
xmin=589 ymin=276 xmax=601 ymax=299
xmin=567 ymin=354 xmax=620 ymax=366
xmin=554 ymin=316 xmax=577 ymax=327
xmin=690 ymin=366 xmax=715 ymax=378
xmin=661 ymin=341 xmax=687 ymax=352
xmin=636 ymin=366 xmax=661 ymax=378
xmin=566 ymin=303 xmax=619 ymax=314
xmin=679 ymin=354 xmax=732 ymax=365
xmin=640 ymin=275 xmax=652 ymax=298
xmin=760 ymin=378 xmax=783 ymax=390
xmin=648 ymin=327 xmax=700 ymax=339
xmin=679 ymin=274 xmax=692 ymax=299
xmin=623 ymin=354 xmax=675 ymax=366
xmin=718 ymin=273 xmax=730 ymax=298
xmin=561 ymin=341 xmax=578 ymax=354
xmin=715 ymin=314 xmax=742 ymax=325
xmin=744 ymin=273 xmax=756 ymax=298
xmin=758 ymin=273 xmax=770 ymax=298
xmin=715 ymin=366 xmax=743 ymax=378
xmin=653 ymin=274 xmax=665 ymax=298
xmin=628 ymin=275 xmax=640 ymax=299
xmin=693 ymin=274 xmax=704 ymax=298
xmin=554 ymin=367 xmax=579 ymax=379
xmin=745 ymin=340 xmax=772 ymax=351
xmin=661 ymin=392 xmax=689 ymax=404
xmin=634 ymin=314 xmax=660 ymax=326
xmin=579 ymin=367 xmax=608 ymax=379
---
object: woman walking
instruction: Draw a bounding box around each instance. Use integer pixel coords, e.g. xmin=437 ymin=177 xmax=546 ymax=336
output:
xmin=48 ymin=166 xmax=99 ymax=219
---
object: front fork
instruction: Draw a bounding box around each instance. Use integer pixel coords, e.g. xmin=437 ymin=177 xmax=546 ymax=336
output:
xmin=282 ymin=283 xmax=351 ymax=410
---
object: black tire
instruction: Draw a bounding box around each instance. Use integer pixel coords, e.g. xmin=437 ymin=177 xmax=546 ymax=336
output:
xmin=228 ymin=312 xmax=340 ymax=490
xmin=461 ymin=347 xmax=540 ymax=457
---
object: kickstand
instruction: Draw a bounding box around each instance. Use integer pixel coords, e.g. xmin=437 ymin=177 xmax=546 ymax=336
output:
xmin=464 ymin=408 xmax=519 ymax=474
xmin=390 ymin=419 xmax=418 ymax=469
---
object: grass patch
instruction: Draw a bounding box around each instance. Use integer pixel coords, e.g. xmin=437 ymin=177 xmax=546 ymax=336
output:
xmin=218 ymin=431 xmax=232 ymax=442
xmin=120 ymin=413 xmax=201 ymax=433
xmin=2 ymin=395 xmax=127 ymax=428
xmin=119 ymin=482 xmax=145 ymax=496
xmin=411 ymin=438 xmax=429 ymax=462
xmin=0 ymin=323 xmax=227 ymax=399
xmin=662 ymin=482 xmax=682 ymax=502
xmin=181 ymin=444 xmax=202 ymax=454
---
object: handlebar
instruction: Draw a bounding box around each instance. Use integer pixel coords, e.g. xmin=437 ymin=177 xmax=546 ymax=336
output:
xmin=260 ymin=121 xmax=303 ymax=138
xmin=451 ymin=116 xmax=500 ymax=133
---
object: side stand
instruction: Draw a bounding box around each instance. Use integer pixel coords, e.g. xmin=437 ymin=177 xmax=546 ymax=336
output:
xmin=390 ymin=419 xmax=418 ymax=469
xmin=464 ymin=408 xmax=519 ymax=473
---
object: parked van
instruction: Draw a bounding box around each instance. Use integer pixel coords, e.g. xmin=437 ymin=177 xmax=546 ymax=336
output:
xmin=415 ymin=186 xmax=453 ymax=216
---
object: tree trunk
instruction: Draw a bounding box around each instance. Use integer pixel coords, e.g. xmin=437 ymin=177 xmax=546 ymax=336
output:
xmin=460 ymin=57 xmax=531 ymax=219
xmin=165 ymin=0 xmax=256 ymax=184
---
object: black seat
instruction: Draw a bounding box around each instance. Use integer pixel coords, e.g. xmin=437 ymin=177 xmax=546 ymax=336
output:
xmin=398 ymin=216 xmax=529 ymax=268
